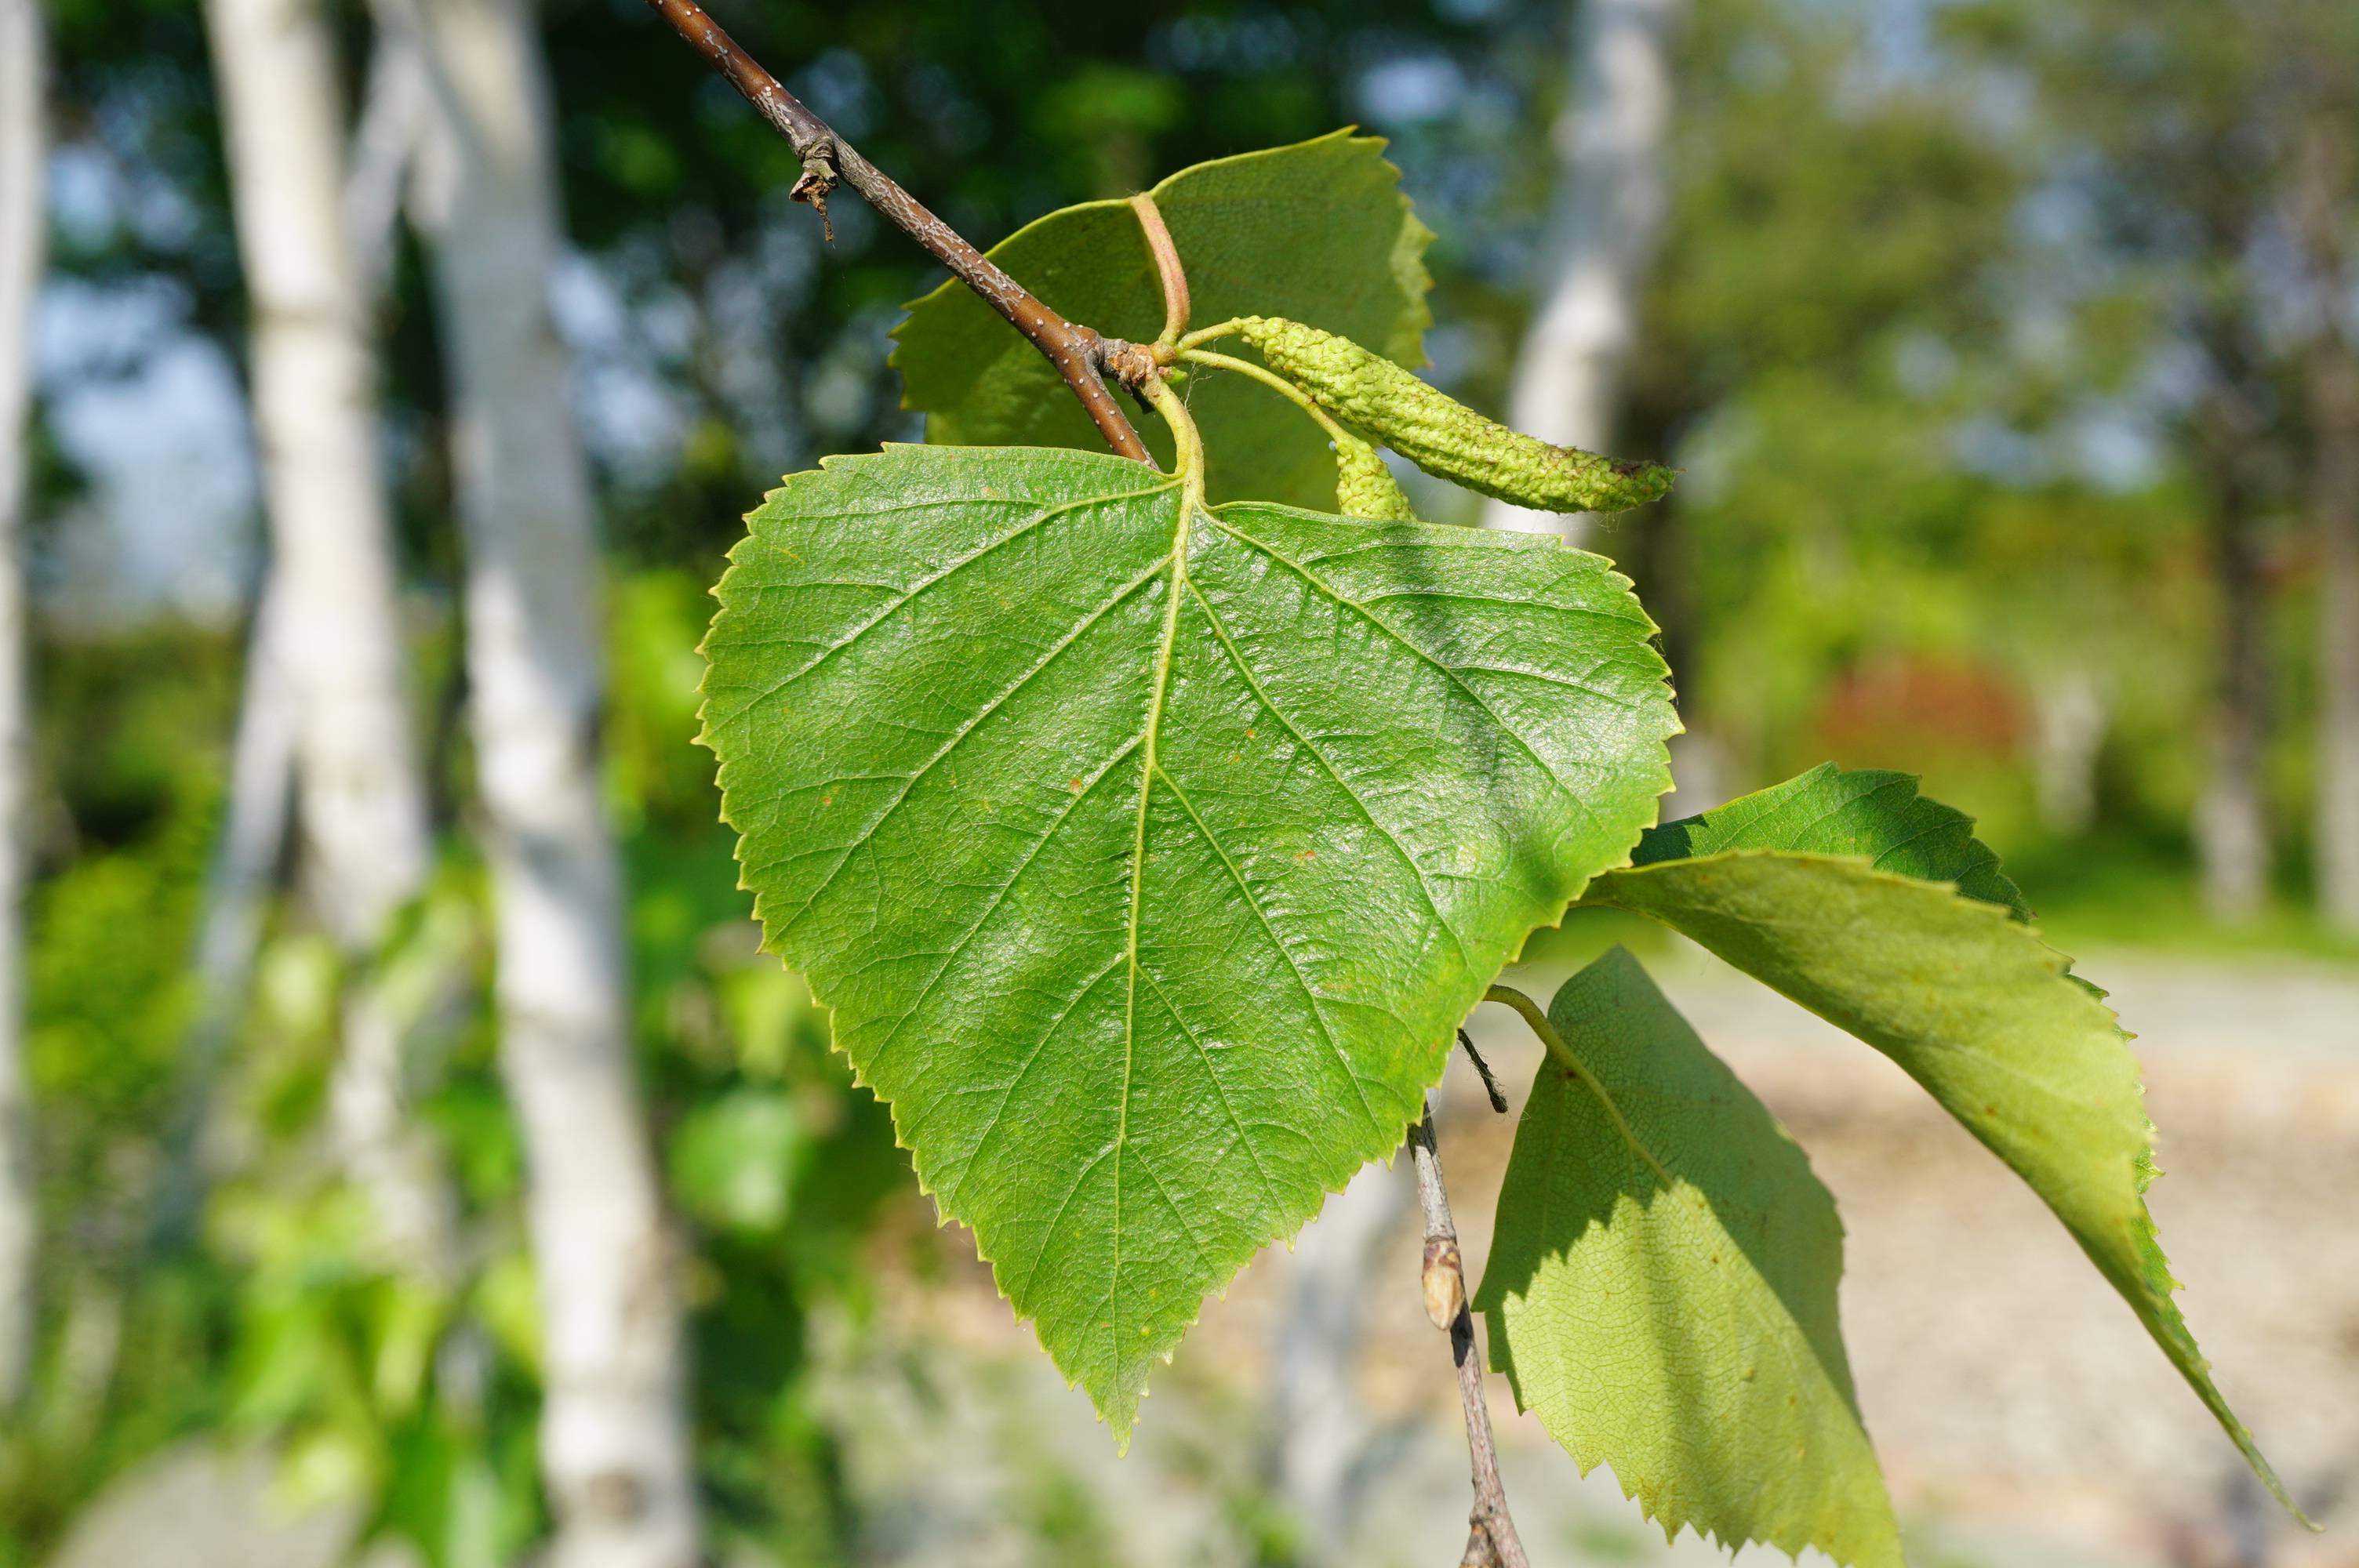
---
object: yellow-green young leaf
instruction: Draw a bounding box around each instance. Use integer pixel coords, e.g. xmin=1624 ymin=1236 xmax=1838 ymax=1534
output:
xmin=1332 ymin=430 xmax=1419 ymax=521
xmin=892 ymin=131 xmax=1433 ymax=510
xmin=1230 ymin=316 xmax=1676 ymax=514
xmin=1474 ymin=948 xmax=1901 ymax=1567
xmin=698 ymin=444 xmax=1675 ymax=1443
xmin=1585 ymin=771 xmax=2300 ymax=1520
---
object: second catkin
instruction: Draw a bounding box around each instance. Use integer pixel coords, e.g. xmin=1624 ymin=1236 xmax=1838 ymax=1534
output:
xmin=1332 ymin=431 xmax=1420 ymax=521
xmin=1234 ymin=316 xmax=1675 ymax=515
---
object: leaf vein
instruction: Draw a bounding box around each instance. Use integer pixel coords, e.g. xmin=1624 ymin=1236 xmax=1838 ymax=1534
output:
xmin=1150 ymin=763 xmax=1383 ymax=1135
xmin=761 ymin=557 xmax=1173 ymax=935
xmin=710 ymin=477 xmax=1180 ymax=729
xmin=1183 ymin=579 xmax=1474 ymax=975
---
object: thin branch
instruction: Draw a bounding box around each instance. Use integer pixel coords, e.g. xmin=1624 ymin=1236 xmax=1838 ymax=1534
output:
xmin=1409 ymin=1098 xmax=1531 ymax=1568
xmin=641 ymin=0 xmax=1152 ymax=464
xmin=1129 ymin=191 xmax=1190 ymax=347
xmin=1456 ymin=1029 xmax=1509 ymax=1115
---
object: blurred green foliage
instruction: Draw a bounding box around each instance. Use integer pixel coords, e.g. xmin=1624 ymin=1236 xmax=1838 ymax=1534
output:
xmin=1 ymin=582 xmax=912 ymax=1564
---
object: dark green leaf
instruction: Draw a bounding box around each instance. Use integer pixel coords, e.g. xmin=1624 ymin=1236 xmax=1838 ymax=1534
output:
xmin=699 ymin=443 xmax=1674 ymax=1441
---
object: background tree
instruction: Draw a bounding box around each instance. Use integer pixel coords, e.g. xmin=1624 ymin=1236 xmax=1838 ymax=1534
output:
xmin=2289 ymin=36 xmax=2359 ymax=931
xmin=201 ymin=0 xmax=452 ymax=1275
xmin=392 ymin=0 xmax=703 ymax=1559
xmin=1945 ymin=0 xmax=2359 ymax=923
xmin=0 ymin=0 xmax=46 ymax=1410
xmin=1478 ymin=0 xmax=1683 ymax=550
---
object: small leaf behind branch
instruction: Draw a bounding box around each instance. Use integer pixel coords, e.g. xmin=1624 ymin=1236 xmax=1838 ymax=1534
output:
xmin=892 ymin=131 xmax=1433 ymax=510
xmin=1476 ymin=948 xmax=1902 ymax=1568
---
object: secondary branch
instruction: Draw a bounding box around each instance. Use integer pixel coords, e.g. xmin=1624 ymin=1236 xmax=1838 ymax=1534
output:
xmin=641 ymin=0 xmax=1152 ymax=464
xmin=1410 ymin=1098 xmax=1531 ymax=1568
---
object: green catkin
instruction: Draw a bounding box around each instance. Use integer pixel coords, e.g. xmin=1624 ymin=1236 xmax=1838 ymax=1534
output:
xmin=1333 ymin=431 xmax=1420 ymax=521
xmin=1234 ymin=316 xmax=1676 ymax=514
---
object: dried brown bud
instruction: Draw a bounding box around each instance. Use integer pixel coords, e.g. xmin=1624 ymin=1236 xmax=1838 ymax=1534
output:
xmin=1422 ymin=1235 xmax=1466 ymax=1330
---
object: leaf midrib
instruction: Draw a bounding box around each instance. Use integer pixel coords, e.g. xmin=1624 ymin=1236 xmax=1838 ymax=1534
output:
xmin=1112 ymin=466 xmax=1201 ymax=1381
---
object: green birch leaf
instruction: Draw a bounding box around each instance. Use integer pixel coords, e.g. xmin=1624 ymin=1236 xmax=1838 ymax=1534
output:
xmin=1474 ymin=948 xmax=1901 ymax=1567
xmin=698 ymin=443 xmax=1674 ymax=1442
xmin=891 ymin=131 xmax=1433 ymax=510
xmin=1581 ymin=776 xmax=2301 ymax=1519
xmin=1631 ymin=761 xmax=2028 ymax=918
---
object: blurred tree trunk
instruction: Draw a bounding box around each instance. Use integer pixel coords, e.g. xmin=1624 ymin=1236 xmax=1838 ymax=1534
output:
xmin=156 ymin=38 xmax=429 ymax=1249
xmin=202 ymin=0 xmax=452 ymax=1275
xmin=2313 ymin=343 xmax=2359 ymax=931
xmin=1479 ymin=0 xmax=1684 ymax=547
xmin=346 ymin=31 xmax=428 ymax=309
xmin=0 ymin=0 xmax=45 ymax=1410
xmin=2032 ymin=664 xmax=2107 ymax=837
xmin=394 ymin=0 xmax=700 ymax=1562
xmin=153 ymin=581 xmax=296 ymax=1248
xmin=1267 ymin=1164 xmax=1412 ymax=1559
xmin=2195 ymin=438 xmax=2271 ymax=923
xmin=2295 ymin=107 xmax=2359 ymax=932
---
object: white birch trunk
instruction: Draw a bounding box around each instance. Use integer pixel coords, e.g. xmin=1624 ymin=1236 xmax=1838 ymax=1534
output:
xmin=152 ymin=579 xmax=298 ymax=1247
xmin=1479 ymin=0 xmax=1684 ymax=546
xmin=157 ymin=39 xmax=428 ymax=1247
xmin=0 ymin=0 xmax=47 ymax=1410
xmin=205 ymin=0 xmax=433 ymax=942
xmin=346 ymin=32 xmax=428 ymax=309
xmin=393 ymin=0 xmax=700 ymax=1560
xmin=203 ymin=0 xmax=451 ymax=1274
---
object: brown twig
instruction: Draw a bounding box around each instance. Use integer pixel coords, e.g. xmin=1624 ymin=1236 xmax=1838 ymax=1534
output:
xmin=1410 ymin=1097 xmax=1530 ymax=1568
xmin=641 ymin=0 xmax=1152 ymax=464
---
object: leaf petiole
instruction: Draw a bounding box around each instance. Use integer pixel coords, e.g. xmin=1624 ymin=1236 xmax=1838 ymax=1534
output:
xmin=1483 ymin=982 xmax=1568 ymax=1062
xmin=1483 ymin=982 xmax=1630 ymax=1132
xmin=1181 ymin=348 xmax=1358 ymax=449
xmin=1174 ymin=318 xmax=1245 ymax=354
xmin=1142 ymin=372 xmax=1205 ymax=495
xmin=1129 ymin=192 xmax=1191 ymax=350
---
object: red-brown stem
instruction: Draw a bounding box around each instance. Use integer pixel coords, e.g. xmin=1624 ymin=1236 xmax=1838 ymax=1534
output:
xmin=1129 ymin=191 xmax=1190 ymax=347
xmin=641 ymin=0 xmax=1152 ymax=464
